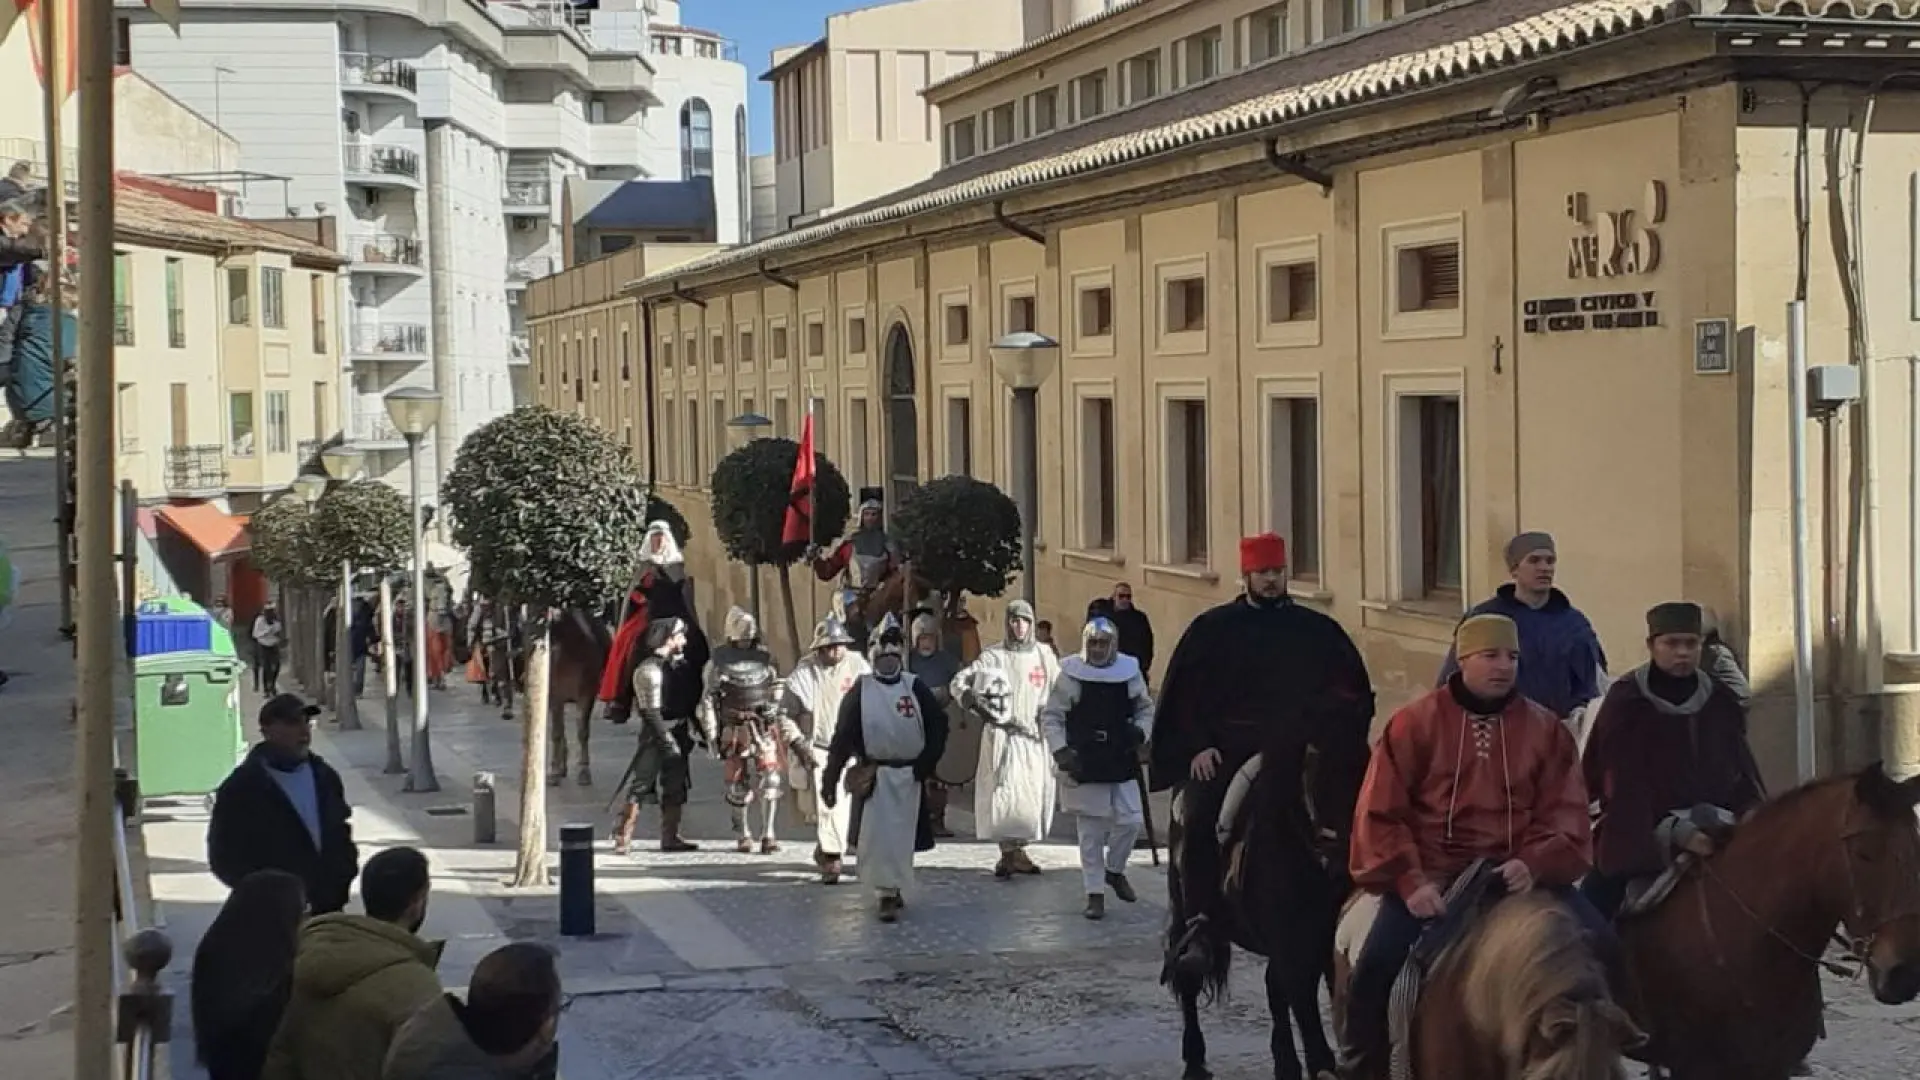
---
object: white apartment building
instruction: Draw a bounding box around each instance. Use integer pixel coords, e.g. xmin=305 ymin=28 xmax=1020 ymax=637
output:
xmin=114 ymin=0 xmax=660 ymax=506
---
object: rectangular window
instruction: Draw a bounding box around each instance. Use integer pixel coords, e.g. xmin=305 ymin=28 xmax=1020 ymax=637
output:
xmin=1006 ymin=295 xmax=1036 ymax=335
xmin=165 ymin=257 xmax=186 ymax=348
xmin=771 ymin=325 xmax=789 ymax=360
xmin=809 ymin=396 xmax=827 ymax=448
xmin=773 ymin=396 xmax=791 ymax=438
xmin=169 ymin=382 xmax=189 ymax=448
xmin=621 ymin=328 xmax=633 ymax=379
xmin=1165 ymin=398 xmax=1208 ymax=564
xmin=686 ymin=398 xmax=702 ymax=482
xmin=946 ymin=396 xmax=972 ymax=476
xmin=1027 ymin=88 xmax=1059 ymax=136
xmin=261 ymin=267 xmax=286 ymax=329
xmin=1267 ymin=396 xmax=1320 ymax=581
xmin=737 ymin=328 xmax=754 ymax=365
xmin=1176 ymin=28 xmax=1222 ymax=87
xmin=1122 ymin=49 xmax=1160 ymax=105
xmin=944 ymin=303 xmax=971 ymax=348
xmin=266 ymin=390 xmax=290 ymax=454
xmin=1266 ymin=260 xmax=1318 ymax=323
xmin=988 ymin=101 xmax=1017 ymax=149
xmin=1398 ymin=394 xmax=1462 ymax=598
xmin=228 ymin=391 xmax=256 ymax=457
xmin=711 ymin=397 xmax=728 ymax=473
xmin=1079 ymin=285 xmax=1114 ymax=338
xmin=946 ymin=116 xmax=978 ymax=163
xmin=227 ymin=266 xmax=251 ymax=325
xmin=711 ymin=333 xmax=725 ymax=366
xmin=1341 ymin=0 xmax=1368 ymax=34
xmin=847 ymin=396 xmax=870 ymax=487
xmin=117 ymin=382 xmax=138 ymax=453
xmin=1081 ymin=395 xmax=1116 ymax=549
xmin=113 ymin=251 xmax=133 ymax=346
xmin=661 ymin=398 xmax=678 ymax=483
xmin=806 ymin=319 xmax=826 ymax=358
xmin=309 ymin=273 xmax=328 ymax=353
xmin=1397 ymin=241 xmax=1462 ymax=312
xmin=592 ymin=335 xmax=603 ymax=382
xmin=1245 ymin=4 xmax=1289 ymax=64
xmin=684 ymin=332 xmax=698 ymax=368
xmin=847 ymin=314 xmax=868 ymax=354
xmin=312 ymin=381 xmax=328 ymax=440
xmin=1072 ymin=71 xmax=1107 ymax=122
xmin=661 ymin=337 xmax=676 ymax=369
xmin=1164 ymin=275 xmax=1207 ymax=333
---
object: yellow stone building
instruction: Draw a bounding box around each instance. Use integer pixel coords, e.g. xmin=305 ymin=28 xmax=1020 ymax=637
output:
xmin=529 ymin=0 xmax=1920 ymax=785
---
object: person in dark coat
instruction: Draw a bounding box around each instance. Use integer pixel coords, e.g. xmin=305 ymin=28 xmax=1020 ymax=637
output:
xmin=209 ymin=694 xmax=361 ymax=914
xmin=1580 ymin=601 xmax=1766 ymax=920
xmin=1088 ymin=582 xmax=1155 ymax=684
xmin=1437 ymin=531 xmax=1607 ymax=719
xmin=191 ymin=869 xmax=308 ymax=1080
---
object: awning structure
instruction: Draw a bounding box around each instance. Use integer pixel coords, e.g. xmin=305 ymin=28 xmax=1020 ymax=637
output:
xmin=155 ymin=502 xmax=251 ymax=560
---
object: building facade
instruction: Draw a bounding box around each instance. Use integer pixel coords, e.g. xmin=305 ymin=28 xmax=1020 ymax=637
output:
xmin=762 ymin=0 xmax=1029 ymax=231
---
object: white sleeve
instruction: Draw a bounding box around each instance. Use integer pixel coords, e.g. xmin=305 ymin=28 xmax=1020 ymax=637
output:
xmin=1039 ymin=675 xmax=1078 ymax=755
xmin=1128 ymin=673 xmax=1155 ymax=743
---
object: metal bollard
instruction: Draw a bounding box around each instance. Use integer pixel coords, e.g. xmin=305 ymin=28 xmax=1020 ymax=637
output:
xmin=473 ymin=772 xmax=497 ymax=845
xmin=558 ymin=822 xmax=595 ymax=937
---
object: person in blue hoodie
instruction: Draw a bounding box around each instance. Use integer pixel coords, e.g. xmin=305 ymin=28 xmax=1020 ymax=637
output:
xmin=1436 ymin=531 xmax=1606 ymax=718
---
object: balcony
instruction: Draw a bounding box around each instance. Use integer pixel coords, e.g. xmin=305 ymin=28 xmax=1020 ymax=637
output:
xmin=349 ymin=321 xmax=429 ymax=361
xmin=113 ymin=304 xmax=133 ymax=346
xmin=509 ymin=333 xmax=530 ymax=365
xmin=352 ymin=412 xmax=408 ymax=450
xmin=503 ymin=180 xmax=551 ymax=216
xmin=505 ymin=255 xmax=557 ymax=289
xmin=340 ymin=53 xmax=419 ymax=99
xmin=504 ymin=103 xmax=588 ymax=156
xmin=341 ymin=141 xmax=421 ymax=190
xmin=345 ymin=232 xmax=424 ymax=277
xmin=164 ymin=445 xmax=227 ymax=496
xmin=587 ymin=122 xmax=642 ymax=167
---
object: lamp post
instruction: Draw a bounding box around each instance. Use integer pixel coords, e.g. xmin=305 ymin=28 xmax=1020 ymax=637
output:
xmin=290 ymin=473 xmax=327 ymax=693
xmin=386 ymin=386 xmax=444 ymax=793
xmin=728 ymin=411 xmax=774 ymax=625
xmin=320 ymin=445 xmax=366 ymax=730
xmin=989 ymin=332 xmax=1061 ymax=607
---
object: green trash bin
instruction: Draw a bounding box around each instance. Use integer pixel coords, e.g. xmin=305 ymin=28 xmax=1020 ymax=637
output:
xmin=135 ymin=650 xmax=249 ymax=800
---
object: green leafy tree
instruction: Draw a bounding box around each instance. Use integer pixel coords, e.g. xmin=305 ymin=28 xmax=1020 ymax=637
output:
xmin=249 ymin=495 xmax=326 ymax=588
xmin=708 ymin=436 xmax=851 ymax=660
xmin=442 ymin=406 xmax=650 ymax=885
xmin=893 ymin=476 xmax=1022 ymax=614
xmin=311 ymin=482 xmax=415 ymax=777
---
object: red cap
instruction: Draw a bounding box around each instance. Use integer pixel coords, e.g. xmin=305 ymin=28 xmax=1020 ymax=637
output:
xmin=1239 ymin=533 xmax=1287 ymax=574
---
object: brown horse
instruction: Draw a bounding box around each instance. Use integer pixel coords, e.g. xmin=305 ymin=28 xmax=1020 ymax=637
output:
xmin=1613 ymin=764 xmax=1920 ymax=1079
xmin=856 ymin=570 xmax=983 ymax=660
xmin=543 ymin=609 xmax=611 ymax=786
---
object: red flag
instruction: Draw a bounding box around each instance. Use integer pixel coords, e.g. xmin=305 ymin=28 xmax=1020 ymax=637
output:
xmin=782 ymin=412 xmax=816 ymax=546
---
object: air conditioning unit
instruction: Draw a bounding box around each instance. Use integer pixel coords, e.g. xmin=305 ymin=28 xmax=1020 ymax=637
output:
xmin=222 ymin=193 xmax=247 ymax=217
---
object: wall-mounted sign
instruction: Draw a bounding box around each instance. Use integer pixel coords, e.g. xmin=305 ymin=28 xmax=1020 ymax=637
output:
xmin=1693 ymin=318 xmax=1732 ymax=375
xmin=1522 ymin=292 xmax=1660 ymax=334
xmin=1566 ymin=180 xmax=1666 ymax=280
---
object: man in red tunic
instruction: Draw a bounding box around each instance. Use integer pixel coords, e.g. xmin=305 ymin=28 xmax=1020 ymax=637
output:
xmin=1341 ymin=612 xmax=1604 ymax=1077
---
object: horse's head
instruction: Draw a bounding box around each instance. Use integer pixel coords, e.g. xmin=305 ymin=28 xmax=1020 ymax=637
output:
xmin=1841 ymin=764 xmax=1920 ymax=1005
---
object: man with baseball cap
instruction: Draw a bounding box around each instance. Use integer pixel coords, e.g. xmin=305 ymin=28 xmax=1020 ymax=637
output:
xmin=1438 ymin=531 xmax=1607 ymax=720
xmin=208 ymin=693 xmax=361 ymax=913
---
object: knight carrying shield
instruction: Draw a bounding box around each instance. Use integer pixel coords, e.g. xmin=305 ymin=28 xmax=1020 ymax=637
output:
xmin=701 ymin=606 xmax=814 ymax=853
xmin=809 ymin=487 xmax=900 ymax=651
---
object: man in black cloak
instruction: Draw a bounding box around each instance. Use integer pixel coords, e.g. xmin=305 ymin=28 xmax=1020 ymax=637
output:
xmin=1149 ymin=531 xmax=1376 ymax=982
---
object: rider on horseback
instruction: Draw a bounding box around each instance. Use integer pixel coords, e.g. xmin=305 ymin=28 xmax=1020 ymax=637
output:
xmin=1341 ymin=613 xmax=1609 ymax=1078
xmin=601 ymin=520 xmax=706 ymax=725
xmin=810 ymin=488 xmax=900 ymax=649
xmin=702 ymin=606 xmax=814 ymax=854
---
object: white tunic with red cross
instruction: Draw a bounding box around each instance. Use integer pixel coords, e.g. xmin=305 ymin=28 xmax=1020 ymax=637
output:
xmin=956 ymin=641 xmax=1060 ymax=843
xmin=854 ymin=672 xmax=929 ymax=893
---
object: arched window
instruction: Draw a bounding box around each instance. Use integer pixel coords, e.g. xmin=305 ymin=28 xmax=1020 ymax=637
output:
xmin=734 ymin=104 xmax=750 ymax=241
xmin=679 ymin=98 xmax=713 ymax=179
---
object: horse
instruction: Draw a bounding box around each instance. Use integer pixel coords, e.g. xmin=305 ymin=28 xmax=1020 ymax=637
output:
xmin=855 ymin=569 xmax=983 ymax=660
xmin=1611 ymin=763 xmax=1920 ymax=1079
xmin=544 ymin=608 xmax=612 ymax=786
xmin=1164 ymin=738 xmax=1343 ymax=1080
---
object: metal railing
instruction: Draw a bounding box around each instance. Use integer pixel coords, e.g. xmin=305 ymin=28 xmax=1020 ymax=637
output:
xmin=346 ymin=232 xmax=423 ymax=268
xmin=341 ymin=142 xmax=421 ymax=181
xmin=113 ymin=304 xmax=134 ymax=346
xmin=350 ymin=321 xmax=428 ymax=356
xmin=339 ymin=52 xmax=419 ymax=93
xmin=163 ymin=445 xmax=226 ymax=493
xmin=355 ymin=413 xmax=406 ymax=444
xmin=506 ymin=255 xmax=555 ymax=282
xmin=503 ymin=180 xmax=551 ymax=209
xmin=112 ymin=759 xmax=172 ymax=1080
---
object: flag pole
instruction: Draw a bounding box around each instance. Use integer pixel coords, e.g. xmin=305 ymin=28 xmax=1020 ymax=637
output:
xmin=40 ymin=0 xmax=73 ymax=638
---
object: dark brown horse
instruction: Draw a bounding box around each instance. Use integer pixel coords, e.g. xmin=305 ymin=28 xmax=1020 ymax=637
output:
xmin=543 ymin=609 xmax=611 ymax=786
xmin=855 ymin=570 xmax=982 ymax=660
xmin=1613 ymin=764 xmax=1920 ymax=1079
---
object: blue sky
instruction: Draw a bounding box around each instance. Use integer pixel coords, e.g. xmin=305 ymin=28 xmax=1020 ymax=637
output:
xmin=688 ymin=0 xmax=844 ymax=156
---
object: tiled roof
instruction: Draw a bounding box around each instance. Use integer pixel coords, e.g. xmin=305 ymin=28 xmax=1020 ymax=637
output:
xmin=924 ymin=0 xmax=1155 ymax=97
xmin=117 ymin=186 xmax=344 ymax=265
xmin=633 ymin=0 xmax=1681 ymax=293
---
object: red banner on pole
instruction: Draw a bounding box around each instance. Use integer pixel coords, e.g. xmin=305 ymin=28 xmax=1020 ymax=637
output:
xmin=782 ymin=412 xmax=815 ymax=546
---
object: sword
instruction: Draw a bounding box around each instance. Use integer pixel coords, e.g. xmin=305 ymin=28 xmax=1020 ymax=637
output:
xmin=1135 ymin=759 xmax=1160 ymax=868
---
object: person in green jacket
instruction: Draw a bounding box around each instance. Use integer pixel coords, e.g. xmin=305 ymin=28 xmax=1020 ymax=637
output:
xmin=383 ymin=943 xmax=561 ymax=1080
xmin=262 ymin=847 xmax=443 ymax=1080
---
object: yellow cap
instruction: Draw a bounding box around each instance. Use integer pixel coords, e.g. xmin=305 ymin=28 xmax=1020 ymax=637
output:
xmin=1455 ymin=613 xmax=1519 ymax=658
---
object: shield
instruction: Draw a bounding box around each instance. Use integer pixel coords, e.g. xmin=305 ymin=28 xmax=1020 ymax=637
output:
xmin=934 ymin=665 xmax=1006 ymax=788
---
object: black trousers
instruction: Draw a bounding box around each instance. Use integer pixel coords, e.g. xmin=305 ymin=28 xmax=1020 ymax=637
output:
xmin=257 ymin=645 xmax=282 ymax=695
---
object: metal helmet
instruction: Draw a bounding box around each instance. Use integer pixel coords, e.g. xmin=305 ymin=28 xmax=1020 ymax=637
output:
xmin=723 ymin=605 xmax=758 ymax=646
xmin=1082 ymin=616 xmax=1119 ymax=667
xmin=909 ymin=611 xmax=940 ymax=647
xmin=809 ymin=615 xmax=855 ymax=651
xmin=869 ymin=613 xmax=906 ymax=659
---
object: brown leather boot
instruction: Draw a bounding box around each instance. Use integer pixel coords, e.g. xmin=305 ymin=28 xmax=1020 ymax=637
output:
xmin=659 ymin=803 xmax=699 ymax=852
xmin=611 ymin=803 xmax=639 ymax=856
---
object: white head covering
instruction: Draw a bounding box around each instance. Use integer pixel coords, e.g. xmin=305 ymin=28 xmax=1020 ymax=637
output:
xmin=639 ymin=520 xmax=683 ymax=567
xmin=723 ymin=605 xmax=758 ymax=645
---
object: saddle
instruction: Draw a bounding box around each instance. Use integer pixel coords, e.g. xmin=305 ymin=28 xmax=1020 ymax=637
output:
xmin=1617 ymin=804 xmax=1739 ymax=920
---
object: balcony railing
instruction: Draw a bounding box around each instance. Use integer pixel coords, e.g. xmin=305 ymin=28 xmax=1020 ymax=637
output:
xmin=503 ymin=181 xmax=551 ymax=209
xmin=354 ymin=413 xmax=406 ymax=445
xmin=163 ymin=445 xmax=226 ymax=493
xmin=509 ymin=333 xmax=530 ymax=364
xmin=346 ymin=232 xmax=423 ymax=269
xmin=341 ymin=142 xmax=420 ymax=181
xmin=113 ymin=304 xmax=134 ymax=346
xmin=350 ymin=321 xmax=428 ymax=356
xmin=340 ymin=53 xmax=419 ymax=94
xmin=506 ymin=255 xmax=555 ymax=283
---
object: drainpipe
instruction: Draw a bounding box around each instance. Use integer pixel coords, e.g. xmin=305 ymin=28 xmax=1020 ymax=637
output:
xmin=641 ymin=297 xmax=658 ymax=490
xmin=424 ymin=120 xmax=455 ymax=517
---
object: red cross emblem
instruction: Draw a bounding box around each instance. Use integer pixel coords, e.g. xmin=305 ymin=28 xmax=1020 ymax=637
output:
xmin=1028 ymin=666 xmax=1047 ymax=689
xmin=895 ymin=696 xmax=918 ymax=719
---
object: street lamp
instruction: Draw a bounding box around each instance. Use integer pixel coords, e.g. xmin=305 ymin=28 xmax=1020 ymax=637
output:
xmin=291 ymin=472 xmax=327 ymax=504
xmin=989 ymin=331 xmax=1060 ymax=606
xmin=727 ymin=411 xmax=774 ymax=625
xmin=319 ymin=445 xmax=366 ymax=731
xmin=385 ymin=386 xmax=443 ymax=793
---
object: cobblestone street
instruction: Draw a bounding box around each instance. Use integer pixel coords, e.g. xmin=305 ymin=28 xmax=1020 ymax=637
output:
xmin=140 ymin=676 xmax=1920 ymax=1080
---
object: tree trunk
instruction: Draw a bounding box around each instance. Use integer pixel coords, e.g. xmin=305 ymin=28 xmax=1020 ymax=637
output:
xmin=337 ymin=562 xmax=361 ymax=730
xmin=380 ymin=576 xmax=404 ymax=774
xmin=513 ymin=612 xmax=553 ymax=887
xmin=777 ymin=563 xmax=802 ymax=668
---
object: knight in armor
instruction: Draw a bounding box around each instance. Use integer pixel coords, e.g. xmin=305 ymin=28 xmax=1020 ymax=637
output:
xmin=1342 ymin=613 xmax=1606 ymax=1078
xmin=810 ymin=488 xmax=900 ymax=648
xmin=600 ymin=521 xmax=708 ymax=725
xmin=1150 ymin=533 xmax=1375 ymax=981
xmin=781 ymin=616 xmax=870 ymax=883
xmin=702 ymin=606 xmax=814 ymax=854
xmin=610 ymin=616 xmax=716 ymax=856
xmin=953 ymin=599 xmax=1059 ymax=877
xmin=1041 ymin=617 xmax=1154 ymax=921
xmin=906 ymin=612 xmax=962 ymax=837
xmin=822 ymin=615 xmax=949 ymax=923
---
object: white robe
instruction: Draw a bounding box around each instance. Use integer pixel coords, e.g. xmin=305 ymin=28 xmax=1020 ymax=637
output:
xmin=1040 ymin=653 xmax=1155 ymax=822
xmin=955 ymin=642 xmax=1059 ymax=843
xmin=854 ymin=674 xmax=928 ymax=893
xmin=784 ymin=650 xmax=870 ymax=852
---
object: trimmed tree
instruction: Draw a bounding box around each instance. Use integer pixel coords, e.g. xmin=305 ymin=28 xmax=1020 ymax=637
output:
xmin=442 ymin=406 xmax=651 ymax=886
xmin=310 ymin=482 xmax=414 ymax=779
xmin=249 ymin=496 xmax=330 ymax=698
xmin=708 ymin=436 xmax=851 ymax=663
xmin=892 ymin=476 xmax=1023 ymax=616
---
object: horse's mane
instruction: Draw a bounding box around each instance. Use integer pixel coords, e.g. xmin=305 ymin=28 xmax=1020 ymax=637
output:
xmin=1456 ymin=891 xmax=1626 ymax=1079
